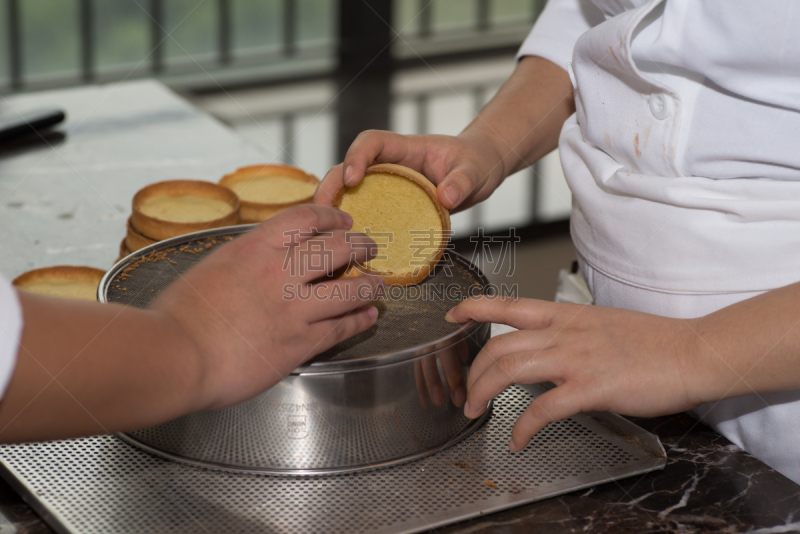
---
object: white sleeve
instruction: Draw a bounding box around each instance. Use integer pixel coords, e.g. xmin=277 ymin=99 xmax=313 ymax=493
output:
xmin=0 ymin=276 xmax=22 ymax=400
xmin=516 ymin=0 xmax=605 ymax=69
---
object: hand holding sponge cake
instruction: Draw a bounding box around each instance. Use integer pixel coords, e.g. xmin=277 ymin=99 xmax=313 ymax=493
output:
xmin=14 ymin=164 xmax=441 ymax=306
xmin=118 ymin=162 xmax=449 ymax=287
xmin=332 ymin=164 xmax=450 ymax=286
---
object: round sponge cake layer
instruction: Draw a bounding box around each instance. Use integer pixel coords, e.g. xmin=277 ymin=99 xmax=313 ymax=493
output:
xmin=13 ymin=266 xmax=106 ymax=302
xmin=338 ymin=173 xmax=443 ymax=278
xmin=138 ymin=195 xmax=235 ymax=223
xmin=18 ymin=278 xmax=99 ymax=301
xmin=228 ymin=176 xmax=318 ymax=204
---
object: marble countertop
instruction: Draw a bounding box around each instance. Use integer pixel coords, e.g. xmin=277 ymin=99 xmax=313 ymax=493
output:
xmin=440 ymin=413 xmax=800 ymax=533
xmin=0 ymin=81 xmax=798 ymax=533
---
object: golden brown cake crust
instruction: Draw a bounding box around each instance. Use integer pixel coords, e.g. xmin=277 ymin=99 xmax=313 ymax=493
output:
xmin=131 ymin=180 xmax=240 ymax=241
xmin=125 ymin=217 xmax=158 ymax=252
xmin=332 ymin=163 xmax=451 ymax=286
xmin=117 ymin=239 xmax=131 ymax=264
xmin=219 ymin=164 xmax=319 ymax=223
xmin=13 ymin=266 xmax=106 ymax=287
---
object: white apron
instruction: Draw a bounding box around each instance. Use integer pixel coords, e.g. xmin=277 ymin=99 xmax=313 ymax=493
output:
xmin=520 ymin=0 xmax=800 ymax=483
xmin=579 ymin=257 xmax=800 ymax=483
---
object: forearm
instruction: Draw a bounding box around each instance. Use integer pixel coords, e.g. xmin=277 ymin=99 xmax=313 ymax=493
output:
xmin=449 ymin=282 xmax=800 ymax=449
xmin=689 ymin=281 xmax=800 ymax=404
xmin=459 ymin=55 xmax=575 ymax=182
xmin=0 ymin=292 xmax=207 ymax=443
xmin=0 ymin=206 xmax=382 ymax=444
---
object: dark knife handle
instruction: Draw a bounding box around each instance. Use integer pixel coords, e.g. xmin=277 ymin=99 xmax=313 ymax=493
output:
xmin=0 ymin=108 xmax=66 ymax=144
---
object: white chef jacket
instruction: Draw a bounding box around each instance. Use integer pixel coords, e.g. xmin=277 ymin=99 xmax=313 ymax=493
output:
xmin=519 ymin=0 xmax=800 ymax=483
xmin=0 ymin=276 xmax=22 ymax=400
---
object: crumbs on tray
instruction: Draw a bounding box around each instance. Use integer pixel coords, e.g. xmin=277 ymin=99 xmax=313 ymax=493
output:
xmin=115 ymin=236 xmax=233 ymax=283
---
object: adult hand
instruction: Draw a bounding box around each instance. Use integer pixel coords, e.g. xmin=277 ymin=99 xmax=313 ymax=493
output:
xmin=314 ymin=131 xmax=507 ymax=213
xmin=445 ymin=296 xmax=704 ymax=451
xmin=3 ymin=205 xmax=385 ymax=443
xmin=314 ymin=57 xmax=576 ymax=214
xmin=152 ymin=205 xmax=385 ymax=411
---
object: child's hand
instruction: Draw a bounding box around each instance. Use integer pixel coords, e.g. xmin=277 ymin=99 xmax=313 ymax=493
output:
xmin=152 ymin=205 xmax=385 ymax=410
xmin=446 ymin=296 xmax=703 ymax=451
xmin=314 ymin=130 xmax=507 ymax=213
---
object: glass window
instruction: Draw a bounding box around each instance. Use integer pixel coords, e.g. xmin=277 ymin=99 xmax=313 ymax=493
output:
xmin=490 ymin=0 xmax=534 ymax=26
xmin=20 ymin=0 xmax=80 ymax=80
xmin=427 ymin=92 xmax=474 ymax=136
xmin=296 ymin=0 xmax=336 ymax=48
xmin=94 ymin=1 xmax=150 ymax=72
xmin=229 ymin=110 xmax=335 ymax=179
xmin=483 ymin=169 xmax=534 ymax=231
xmin=431 ymin=0 xmax=477 ymax=33
xmin=293 ymin=111 xmax=335 ymax=178
xmin=393 ymin=0 xmax=421 ymax=37
xmin=390 ymin=98 xmax=418 ymax=135
xmin=232 ymin=0 xmax=283 ymax=55
xmin=232 ymin=119 xmax=285 ymax=164
xmin=164 ymin=0 xmax=217 ymax=65
xmin=0 ymin=2 xmax=9 ymax=85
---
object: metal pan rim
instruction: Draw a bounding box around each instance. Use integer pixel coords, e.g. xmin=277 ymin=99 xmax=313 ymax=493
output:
xmin=99 ymin=224 xmax=491 ymax=373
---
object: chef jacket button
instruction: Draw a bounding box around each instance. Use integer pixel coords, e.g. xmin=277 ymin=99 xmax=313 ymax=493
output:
xmin=649 ymin=93 xmax=671 ymax=120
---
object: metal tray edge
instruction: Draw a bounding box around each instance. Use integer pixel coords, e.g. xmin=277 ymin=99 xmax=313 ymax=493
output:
xmin=0 ymin=456 xmax=73 ymax=534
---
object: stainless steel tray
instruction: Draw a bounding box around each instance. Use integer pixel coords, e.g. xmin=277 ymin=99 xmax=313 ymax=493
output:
xmin=0 ymin=384 xmax=666 ymax=534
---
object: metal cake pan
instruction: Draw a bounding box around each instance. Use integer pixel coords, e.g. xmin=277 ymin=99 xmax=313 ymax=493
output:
xmin=99 ymin=225 xmax=492 ymax=475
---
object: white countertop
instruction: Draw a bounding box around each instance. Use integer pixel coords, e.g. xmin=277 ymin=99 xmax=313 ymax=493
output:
xmin=0 ymin=80 xmax=269 ymax=278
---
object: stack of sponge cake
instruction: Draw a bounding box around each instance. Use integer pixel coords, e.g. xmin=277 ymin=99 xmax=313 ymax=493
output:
xmin=121 ymin=179 xmax=240 ymax=260
xmin=219 ymin=164 xmax=319 ymax=224
xmin=13 ymin=266 xmax=106 ymax=302
xmin=119 ymin=164 xmax=319 ymax=261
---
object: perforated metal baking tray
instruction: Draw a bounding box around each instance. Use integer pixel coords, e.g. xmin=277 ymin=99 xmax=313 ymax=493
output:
xmin=0 ymin=384 xmax=666 ymax=534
